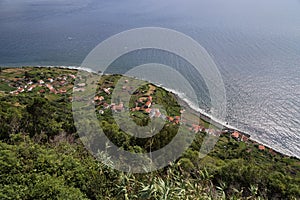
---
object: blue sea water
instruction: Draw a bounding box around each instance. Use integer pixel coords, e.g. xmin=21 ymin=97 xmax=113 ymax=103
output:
xmin=0 ymin=0 xmax=300 ymax=157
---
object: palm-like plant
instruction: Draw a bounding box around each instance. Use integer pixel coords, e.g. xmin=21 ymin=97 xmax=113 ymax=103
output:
xmin=216 ymin=181 xmax=227 ymax=199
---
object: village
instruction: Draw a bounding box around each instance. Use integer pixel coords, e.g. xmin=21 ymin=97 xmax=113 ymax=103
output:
xmin=4 ymin=71 xmax=76 ymax=96
xmin=90 ymin=76 xmax=272 ymax=154
xmin=0 ymin=67 xmax=272 ymax=154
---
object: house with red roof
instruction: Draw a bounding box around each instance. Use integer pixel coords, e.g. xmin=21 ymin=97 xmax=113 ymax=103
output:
xmin=241 ymin=135 xmax=249 ymax=142
xmin=47 ymin=78 xmax=54 ymax=83
xmin=258 ymin=145 xmax=265 ymax=151
xmin=168 ymin=117 xmax=174 ymax=122
xmin=46 ymin=84 xmax=54 ymax=90
xmin=145 ymin=101 xmax=152 ymax=108
xmin=103 ymin=103 xmax=110 ymax=109
xmin=17 ymin=87 xmax=25 ymax=93
xmin=103 ymin=88 xmax=111 ymax=95
xmin=38 ymin=80 xmax=45 ymax=85
xmin=145 ymin=108 xmax=152 ymax=113
xmin=59 ymin=89 xmax=67 ymax=94
xmin=27 ymin=85 xmax=36 ymax=92
xmin=69 ymin=74 xmax=76 ymax=79
xmin=94 ymin=96 xmax=104 ymax=101
xmin=191 ymin=124 xmax=201 ymax=133
xmin=231 ymin=131 xmax=240 ymax=139
xmin=155 ymin=109 xmax=161 ymax=118
xmin=111 ymin=103 xmax=124 ymax=112
xmin=99 ymin=96 xmax=104 ymax=101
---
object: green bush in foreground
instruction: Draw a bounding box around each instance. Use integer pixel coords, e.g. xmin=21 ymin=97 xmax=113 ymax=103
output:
xmin=1 ymin=134 xmax=299 ymax=200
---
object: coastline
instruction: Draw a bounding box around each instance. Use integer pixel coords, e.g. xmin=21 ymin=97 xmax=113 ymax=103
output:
xmin=0 ymin=65 xmax=297 ymax=159
xmin=161 ymin=84 xmax=297 ymax=159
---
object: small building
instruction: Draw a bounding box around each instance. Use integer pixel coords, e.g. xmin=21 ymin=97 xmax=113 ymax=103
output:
xmin=27 ymin=85 xmax=35 ymax=92
xmin=258 ymin=145 xmax=265 ymax=151
xmin=103 ymin=88 xmax=111 ymax=95
xmin=94 ymin=96 xmax=104 ymax=101
xmin=112 ymin=103 xmax=124 ymax=112
xmin=77 ymin=83 xmax=86 ymax=87
xmin=69 ymin=74 xmax=76 ymax=79
xmin=38 ymin=80 xmax=45 ymax=85
xmin=99 ymin=110 xmax=104 ymax=115
xmin=149 ymin=109 xmax=156 ymax=118
xmin=99 ymin=96 xmax=104 ymax=101
xmin=145 ymin=101 xmax=152 ymax=108
xmin=155 ymin=109 xmax=161 ymax=118
xmin=46 ymin=84 xmax=54 ymax=90
xmin=73 ymin=87 xmax=85 ymax=92
xmin=145 ymin=108 xmax=152 ymax=113
xmin=50 ymin=88 xmax=57 ymax=94
xmin=241 ymin=135 xmax=249 ymax=142
xmin=191 ymin=124 xmax=201 ymax=133
xmin=135 ymin=107 xmax=141 ymax=111
xmin=60 ymin=81 xmax=66 ymax=86
xmin=103 ymin=103 xmax=110 ymax=109
xmin=17 ymin=87 xmax=24 ymax=93
xmin=231 ymin=131 xmax=240 ymax=139
xmin=59 ymin=89 xmax=67 ymax=94
xmin=168 ymin=117 xmax=174 ymax=122
xmin=174 ymin=116 xmax=180 ymax=124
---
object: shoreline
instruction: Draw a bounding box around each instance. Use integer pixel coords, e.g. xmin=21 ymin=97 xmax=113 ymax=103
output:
xmin=1 ymin=65 xmax=297 ymax=159
xmin=161 ymin=84 xmax=297 ymax=159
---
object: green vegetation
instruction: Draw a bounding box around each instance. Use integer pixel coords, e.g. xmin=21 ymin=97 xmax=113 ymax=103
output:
xmin=0 ymin=67 xmax=299 ymax=199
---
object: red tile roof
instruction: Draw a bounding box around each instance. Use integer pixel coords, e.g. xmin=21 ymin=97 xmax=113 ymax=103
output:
xmin=145 ymin=108 xmax=152 ymax=113
xmin=191 ymin=124 xmax=203 ymax=133
xmin=168 ymin=117 xmax=174 ymax=122
xmin=145 ymin=101 xmax=152 ymax=108
xmin=59 ymin=89 xmax=67 ymax=94
xmin=258 ymin=145 xmax=265 ymax=151
xmin=112 ymin=103 xmax=124 ymax=111
xmin=241 ymin=135 xmax=249 ymax=142
xmin=231 ymin=131 xmax=240 ymax=138
xmin=155 ymin=110 xmax=161 ymax=117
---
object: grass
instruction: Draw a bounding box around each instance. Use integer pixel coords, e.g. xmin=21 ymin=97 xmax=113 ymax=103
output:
xmin=0 ymin=83 xmax=15 ymax=92
xmin=45 ymin=94 xmax=60 ymax=101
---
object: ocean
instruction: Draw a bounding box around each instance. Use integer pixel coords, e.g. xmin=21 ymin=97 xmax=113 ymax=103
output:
xmin=0 ymin=0 xmax=299 ymax=157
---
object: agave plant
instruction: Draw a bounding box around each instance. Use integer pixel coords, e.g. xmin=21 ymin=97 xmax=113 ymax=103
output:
xmin=216 ymin=181 xmax=227 ymax=199
xmin=247 ymin=184 xmax=258 ymax=199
